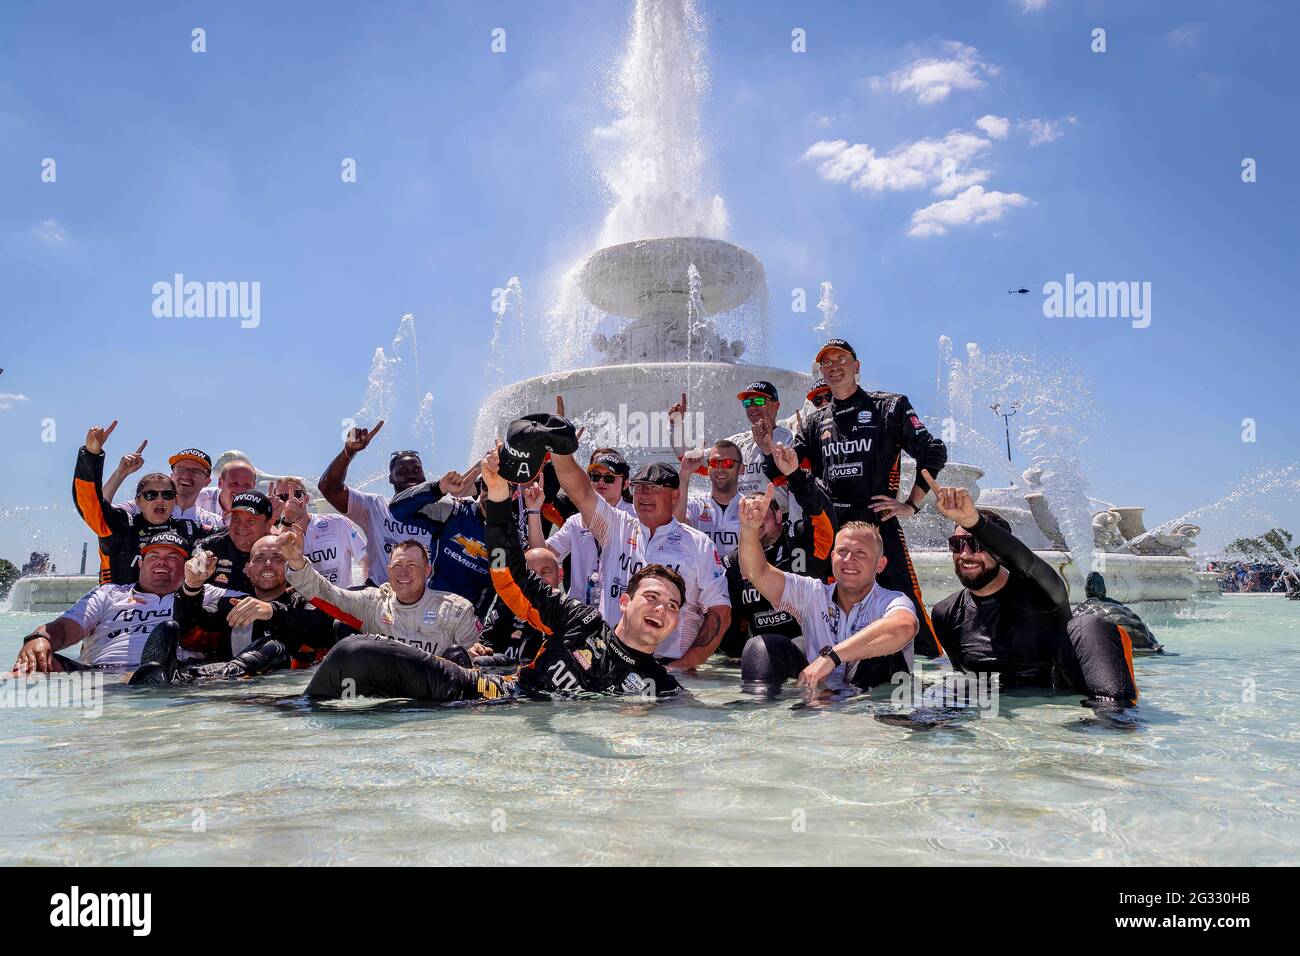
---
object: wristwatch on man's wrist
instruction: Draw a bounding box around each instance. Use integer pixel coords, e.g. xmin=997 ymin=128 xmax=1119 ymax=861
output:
xmin=818 ymin=645 xmax=842 ymax=667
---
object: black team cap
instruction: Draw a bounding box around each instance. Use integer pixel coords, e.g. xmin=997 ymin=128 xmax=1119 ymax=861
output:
xmin=814 ymin=338 xmax=857 ymax=363
xmin=631 ymin=461 xmax=680 ymax=489
xmin=736 ymin=380 xmax=779 ymax=402
xmin=230 ymin=490 xmax=273 ymax=518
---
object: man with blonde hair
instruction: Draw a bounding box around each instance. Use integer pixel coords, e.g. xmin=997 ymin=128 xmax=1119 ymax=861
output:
xmin=737 ymin=485 xmax=918 ymax=692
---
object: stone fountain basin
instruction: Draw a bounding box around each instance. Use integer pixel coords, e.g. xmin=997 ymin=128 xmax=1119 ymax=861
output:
xmin=472 ymin=362 xmax=812 ymax=461
xmin=576 ymin=237 xmax=765 ymax=319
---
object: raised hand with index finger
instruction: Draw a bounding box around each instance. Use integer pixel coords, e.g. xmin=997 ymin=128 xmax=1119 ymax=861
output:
xmin=84 ymin=420 xmax=118 ymax=456
xmin=923 ymin=468 xmax=978 ymax=529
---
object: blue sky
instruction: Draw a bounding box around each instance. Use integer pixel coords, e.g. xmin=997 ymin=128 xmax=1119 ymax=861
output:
xmin=2 ymin=0 xmax=1297 ymax=568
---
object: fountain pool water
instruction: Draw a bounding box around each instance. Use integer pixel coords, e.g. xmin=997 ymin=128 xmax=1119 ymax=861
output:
xmin=3 ymin=598 xmax=1297 ymax=865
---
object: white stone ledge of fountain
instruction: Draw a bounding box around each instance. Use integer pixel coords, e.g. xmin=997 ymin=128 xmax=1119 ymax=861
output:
xmin=473 ymin=362 xmax=813 ymax=460
xmin=6 ymin=575 xmax=100 ymax=615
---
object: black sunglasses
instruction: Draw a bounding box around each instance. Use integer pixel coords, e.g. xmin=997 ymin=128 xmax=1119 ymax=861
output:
xmin=389 ymin=450 xmax=422 ymax=462
xmin=810 ymin=393 xmax=832 ymax=407
xmin=139 ymin=489 xmax=177 ymax=501
xmin=275 ymin=490 xmax=306 ymax=501
xmin=948 ymin=535 xmax=984 ymax=555
xmin=589 ymin=473 xmax=621 ymax=485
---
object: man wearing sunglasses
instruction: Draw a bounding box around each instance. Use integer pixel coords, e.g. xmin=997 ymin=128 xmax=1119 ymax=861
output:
xmin=676 ymin=440 xmax=744 ymax=558
xmin=927 ymin=470 xmax=1139 ymax=708
xmin=73 ymin=426 xmax=213 ymax=585
xmin=764 ymin=338 xmax=948 ymax=659
xmin=806 ymin=378 xmax=832 ymax=410
xmin=534 ymin=448 xmax=636 ymax=602
xmin=317 ymin=420 xmax=437 ymax=586
xmin=270 ymin=477 xmax=367 ymax=587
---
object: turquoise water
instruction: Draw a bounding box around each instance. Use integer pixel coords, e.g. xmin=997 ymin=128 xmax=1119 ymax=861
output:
xmin=1 ymin=595 xmax=1296 ymax=865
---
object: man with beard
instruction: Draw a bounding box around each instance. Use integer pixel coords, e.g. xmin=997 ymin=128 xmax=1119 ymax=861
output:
xmin=11 ymin=532 xmax=188 ymax=673
xmin=737 ymin=484 xmax=918 ymax=692
xmin=718 ymin=442 xmax=836 ymax=657
xmin=318 ymin=420 xmax=440 ymax=586
xmin=73 ymin=424 xmax=215 ymax=584
xmin=926 ymin=470 xmax=1139 ymax=707
xmin=763 ymin=339 xmax=947 ymax=659
xmin=303 ymin=447 xmax=682 ymax=703
xmin=676 ymin=439 xmax=744 ymax=558
xmin=129 ymin=534 xmax=341 ymax=685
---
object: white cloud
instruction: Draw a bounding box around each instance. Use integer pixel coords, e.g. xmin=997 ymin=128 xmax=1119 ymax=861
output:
xmin=908 ymin=186 xmax=1031 ymax=238
xmin=975 ymin=114 xmax=1010 ymax=140
xmin=1021 ymin=0 xmax=1049 ymax=11
xmin=871 ymin=42 xmax=1000 ymax=105
xmin=0 ymin=392 xmax=30 ymax=412
xmin=33 ymin=218 xmax=66 ymax=243
xmin=804 ymin=130 xmax=994 ymax=196
xmin=1019 ymin=115 xmax=1077 ymax=145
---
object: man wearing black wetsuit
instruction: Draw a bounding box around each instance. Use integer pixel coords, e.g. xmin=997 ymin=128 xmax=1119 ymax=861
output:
xmin=720 ymin=448 xmax=836 ymax=656
xmin=305 ymin=444 xmax=682 ymax=703
xmin=764 ymin=338 xmax=947 ymax=658
xmin=926 ymin=470 xmax=1139 ymax=706
xmin=73 ymin=443 xmax=211 ymax=584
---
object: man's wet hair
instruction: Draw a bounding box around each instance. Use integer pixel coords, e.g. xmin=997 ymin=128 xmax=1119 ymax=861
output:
xmin=134 ymin=473 xmax=176 ymax=497
xmin=391 ymin=539 xmax=430 ymax=563
xmin=627 ymin=563 xmax=686 ymax=605
xmin=975 ymin=508 xmax=1012 ymax=533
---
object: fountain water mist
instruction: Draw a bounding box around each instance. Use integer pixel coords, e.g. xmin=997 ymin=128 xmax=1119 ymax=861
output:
xmin=487 ymin=277 xmax=525 ymax=386
xmin=351 ymin=313 xmax=436 ymax=490
xmin=594 ymin=0 xmax=727 ymax=247
xmin=815 ymin=281 xmax=838 ymax=342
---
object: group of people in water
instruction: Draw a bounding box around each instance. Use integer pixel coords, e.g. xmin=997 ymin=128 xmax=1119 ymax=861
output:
xmin=12 ymin=337 xmax=1159 ymax=717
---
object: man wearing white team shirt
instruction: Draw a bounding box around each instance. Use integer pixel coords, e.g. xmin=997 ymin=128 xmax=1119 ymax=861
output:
xmin=316 ymin=420 xmax=437 ymax=586
xmin=669 ymin=384 xmax=801 ymax=526
xmin=271 ymin=476 xmax=367 ymax=587
xmin=534 ymin=449 xmax=635 ymax=601
xmin=675 ymin=439 xmax=743 ymax=558
xmin=551 ymin=453 xmax=730 ymax=670
xmin=11 ymin=533 xmax=188 ymax=672
xmin=737 ymin=485 xmax=918 ymax=692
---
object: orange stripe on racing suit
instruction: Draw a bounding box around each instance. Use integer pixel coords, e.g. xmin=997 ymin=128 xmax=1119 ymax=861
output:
xmin=489 ymin=566 xmax=555 ymax=638
xmin=1115 ymin=625 xmax=1139 ymax=698
xmin=73 ymin=477 xmax=113 ymax=538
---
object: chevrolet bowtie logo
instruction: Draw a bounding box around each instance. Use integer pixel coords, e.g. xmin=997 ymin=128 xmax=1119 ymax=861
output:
xmin=452 ymin=534 xmax=489 ymax=561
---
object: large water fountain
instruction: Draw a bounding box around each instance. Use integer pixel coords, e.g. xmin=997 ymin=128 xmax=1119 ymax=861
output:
xmin=5 ymin=0 xmax=1219 ymax=612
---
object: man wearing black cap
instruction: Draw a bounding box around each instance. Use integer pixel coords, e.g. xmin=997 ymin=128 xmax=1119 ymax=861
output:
xmin=192 ymin=491 xmax=275 ymax=593
xmin=317 ymin=420 xmax=444 ymax=586
xmin=765 ymin=337 xmax=949 ymax=658
xmin=806 ymin=378 xmax=833 ymax=411
xmin=11 ymin=531 xmax=188 ymax=673
xmin=549 ymin=429 xmax=731 ymax=670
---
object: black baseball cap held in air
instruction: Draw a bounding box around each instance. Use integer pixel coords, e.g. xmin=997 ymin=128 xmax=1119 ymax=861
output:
xmin=229 ymin=490 xmax=273 ymax=518
xmin=814 ymin=338 xmax=857 ymax=363
xmin=589 ymin=450 xmax=630 ymax=477
xmin=168 ymin=448 xmax=213 ymax=471
xmin=141 ymin=530 xmax=191 ymax=558
xmin=631 ymin=461 xmax=680 ymax=489
xmin=736 ymin=380 xmax=779 ymax=402
xmin=499 ymin=413 xmax=580 ymax=483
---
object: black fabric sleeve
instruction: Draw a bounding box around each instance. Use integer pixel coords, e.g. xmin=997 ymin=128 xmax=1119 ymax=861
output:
xmin=970 ymin=515 xmax=1070 ymax=609
xmin=485 ymin=497 xmax=581 ymax=637
xmin=173 ymin=586 xmax=235 ymax=634
xmin=892 ymin=394 xmax=947 ymax=485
